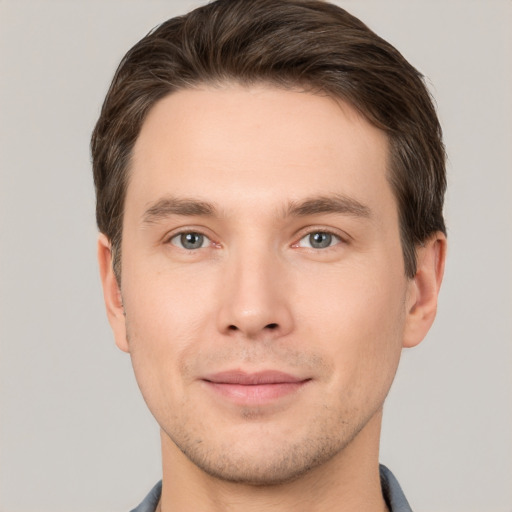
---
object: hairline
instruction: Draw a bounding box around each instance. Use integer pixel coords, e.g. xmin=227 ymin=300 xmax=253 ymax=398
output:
xmin=111 ymin=79 xmax=414 ymax=283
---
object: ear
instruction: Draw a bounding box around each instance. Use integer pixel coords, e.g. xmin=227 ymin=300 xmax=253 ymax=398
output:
xmin=97 ymin=233 xmax=129 ymax=353
xmin=403 ymin=232 xmax=447 ymax=348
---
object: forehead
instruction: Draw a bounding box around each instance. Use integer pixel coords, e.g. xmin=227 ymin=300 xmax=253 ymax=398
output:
xmin=127 ymin=84 xmax=392 ymax=216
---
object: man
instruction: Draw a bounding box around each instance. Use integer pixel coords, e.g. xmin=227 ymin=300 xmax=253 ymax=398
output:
xmin=91 ymin=0 xmax=446 ymax=510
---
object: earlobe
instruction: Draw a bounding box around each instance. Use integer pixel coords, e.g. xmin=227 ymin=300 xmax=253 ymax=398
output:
xmin=403 ymin=232 xmax=447 ymax=348
xmin=97 ymin=233 xmax=129 ymax=353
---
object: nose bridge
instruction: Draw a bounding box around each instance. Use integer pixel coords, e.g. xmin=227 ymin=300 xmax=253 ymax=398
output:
xmin=217 ymin=238 xmax=293 ymax=339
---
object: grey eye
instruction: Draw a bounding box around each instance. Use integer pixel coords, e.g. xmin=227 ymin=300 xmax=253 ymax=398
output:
xmin=309 ymin=232 xmax=332 ymax=248
xmin=298 ymin=231 xmax=340 ymax=249
xmin=170 ymin=232 xmax=209 ymax=250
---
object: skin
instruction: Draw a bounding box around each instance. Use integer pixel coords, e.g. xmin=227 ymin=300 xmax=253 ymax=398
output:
xmin=98 ymin=84 xmax=446 ymax=512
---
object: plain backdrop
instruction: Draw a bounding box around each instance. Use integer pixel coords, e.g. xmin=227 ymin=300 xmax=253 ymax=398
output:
xmin=1 ymin=1 xmax=511 ymax=511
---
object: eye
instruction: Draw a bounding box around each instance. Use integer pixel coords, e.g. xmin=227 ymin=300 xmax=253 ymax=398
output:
xmin=297 ymin=231 xmax=342 ymax=249
xmin=169 ymin=232 xmax=210 ymax=250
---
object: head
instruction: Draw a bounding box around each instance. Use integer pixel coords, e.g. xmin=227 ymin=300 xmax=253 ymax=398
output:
xmin=92 ymin=0 xmax=446 ymax=283
xmin=93 ymin=0 xmax=446 ymax=487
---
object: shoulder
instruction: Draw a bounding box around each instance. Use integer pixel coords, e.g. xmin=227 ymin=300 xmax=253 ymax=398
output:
xmin=129 ymin=481 xmax=162 ymax=512
xmin=379 ymin=465 xmax=413 ymax=512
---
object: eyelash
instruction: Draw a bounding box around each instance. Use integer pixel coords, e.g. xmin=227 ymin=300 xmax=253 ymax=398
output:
xmin=167 ymin=230 xmax=216 ymax=250
xmin=165 ymin=228 xmax=348 ymax=252
xmin=292 ymin=228 xmax=346 ymax=250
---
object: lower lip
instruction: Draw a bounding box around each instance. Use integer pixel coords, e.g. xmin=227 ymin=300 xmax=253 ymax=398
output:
xmin=203 ymin=381 xmax=309 ymax=405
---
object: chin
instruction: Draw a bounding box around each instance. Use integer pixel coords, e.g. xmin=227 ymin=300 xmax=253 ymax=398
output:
xmin=167 ymin=422 xmax=355 ymax=487
xmin=188 ymin=450 xmax=330 ymax=486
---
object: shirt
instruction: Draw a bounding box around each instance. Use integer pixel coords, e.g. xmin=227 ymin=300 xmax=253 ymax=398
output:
xmin=130 ymin=464 xmax=413 ymax=512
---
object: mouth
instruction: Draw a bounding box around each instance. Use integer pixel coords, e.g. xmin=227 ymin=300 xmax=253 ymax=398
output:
xmin=201 ymin=370 xmax=311 ymax=405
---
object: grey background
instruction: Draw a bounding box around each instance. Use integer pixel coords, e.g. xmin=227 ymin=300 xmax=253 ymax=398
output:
xmin=1 ymin=1 xmax=511 ymax=511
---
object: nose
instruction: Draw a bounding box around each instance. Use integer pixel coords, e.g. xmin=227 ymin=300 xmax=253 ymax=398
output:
xmin=216 ymin=246 xmax=294 ymax=341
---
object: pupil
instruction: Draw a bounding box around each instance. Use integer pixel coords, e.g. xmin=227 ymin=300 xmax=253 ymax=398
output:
xmin=310 ymin=232 xmax=331 ymax=248
xmin=181 ymin=233 xmax=203 ymax=249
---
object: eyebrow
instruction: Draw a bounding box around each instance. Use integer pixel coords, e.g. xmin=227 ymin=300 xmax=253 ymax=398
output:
xmin=142 ymin=197 xmax=217 ymax=224
xmin=141 ymin=193 xmax=371 ymax=225
xmin=286 ymin=194 xmax=371 ymax=219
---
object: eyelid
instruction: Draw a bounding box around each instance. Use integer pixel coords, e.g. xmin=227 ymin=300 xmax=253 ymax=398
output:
xmin=291 ymin=226 xmax=350 ymax=248
xmin=170 ymin=232 xmax=209 ymax=249
xmin=163 ymin=226 xmax=220 ymax=249
xmin=161 ymin=225 xmax=349 ymax=249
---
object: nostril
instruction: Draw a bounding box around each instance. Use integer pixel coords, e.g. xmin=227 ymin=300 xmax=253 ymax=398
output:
xmin=226 ymin=323 xmax=279 ymax=333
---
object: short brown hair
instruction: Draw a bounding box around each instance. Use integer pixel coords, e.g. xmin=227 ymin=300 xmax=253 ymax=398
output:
xmin=91 ymin=0 xmax=446 ymax=280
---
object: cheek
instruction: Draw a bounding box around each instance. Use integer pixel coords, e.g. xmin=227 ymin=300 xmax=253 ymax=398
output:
xmin=296 ymin=263 xmax=406 ymax=387
xmin=120 ymin=264 xmax=218 ymax=405
xmin=122 ymin=253 xmax=218 ymax=336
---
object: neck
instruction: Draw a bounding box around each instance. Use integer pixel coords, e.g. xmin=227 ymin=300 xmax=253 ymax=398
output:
xmin=158 ymin=410 xmax=388 ymax=512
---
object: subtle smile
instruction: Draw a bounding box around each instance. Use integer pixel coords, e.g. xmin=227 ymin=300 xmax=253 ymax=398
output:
xmin=201 ymin=370 xmax=312 ymax=405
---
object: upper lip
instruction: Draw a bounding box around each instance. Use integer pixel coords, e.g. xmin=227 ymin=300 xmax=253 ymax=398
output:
xmin=203 ymin=370 xmax=308 ymax=385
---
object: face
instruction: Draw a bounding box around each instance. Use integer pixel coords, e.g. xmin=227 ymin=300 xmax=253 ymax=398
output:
xmin=100 ymin=84 xmax=438 ymax=485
